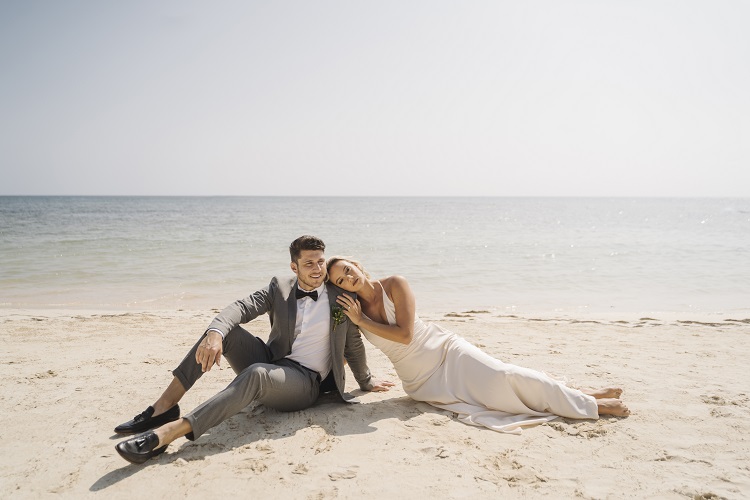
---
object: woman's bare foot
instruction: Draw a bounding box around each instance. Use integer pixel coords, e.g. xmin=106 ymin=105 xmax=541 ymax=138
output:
xmin=596 ymin=398 xmax=630 ymax=417
xmin=582 ymin=387 xmax=623 ymax=399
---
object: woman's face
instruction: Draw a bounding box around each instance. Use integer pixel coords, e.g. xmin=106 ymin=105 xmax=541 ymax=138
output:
xmin=328 ymin=260 xmax=364 ymax=292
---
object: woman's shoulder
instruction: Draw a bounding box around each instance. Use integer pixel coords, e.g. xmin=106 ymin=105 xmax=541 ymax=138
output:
xmin=380 ymin=275 xmax=411 ymax=297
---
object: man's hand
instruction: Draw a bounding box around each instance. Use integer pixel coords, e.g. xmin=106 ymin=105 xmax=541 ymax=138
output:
xmin=196 ymin=330 xmax=223 ymax=372
xmin=369 ymin=378 xmax=396 ymax=392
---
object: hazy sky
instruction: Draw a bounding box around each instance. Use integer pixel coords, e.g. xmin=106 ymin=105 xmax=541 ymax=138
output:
xmin=1 ymin=1 xmax=748 ymax=196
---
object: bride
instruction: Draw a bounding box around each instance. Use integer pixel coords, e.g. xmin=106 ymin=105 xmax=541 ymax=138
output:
xmin=326 ymin=256 xmax=629 ymax=434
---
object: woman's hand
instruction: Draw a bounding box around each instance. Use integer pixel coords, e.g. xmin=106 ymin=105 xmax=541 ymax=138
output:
xmin=336 ymin=294 xmax=363 ymax=326
xmin=196 ymin=330 xmax=223 ymax=372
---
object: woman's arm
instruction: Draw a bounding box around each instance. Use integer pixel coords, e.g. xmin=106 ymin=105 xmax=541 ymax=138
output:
xmin=337 ymin=276 xmax=415 ymax=345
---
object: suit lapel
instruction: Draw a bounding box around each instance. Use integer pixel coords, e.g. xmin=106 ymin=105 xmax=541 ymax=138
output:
xmin=326 ymin=283 xmax=345 ymax=360
xmin=287 ymin=279 xmax=299 ymax=342
xmin=326 ymin=283 xmax=340 ymax=334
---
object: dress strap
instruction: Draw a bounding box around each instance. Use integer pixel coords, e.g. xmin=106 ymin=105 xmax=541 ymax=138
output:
xmin=373 ymin=280 xmax=390 ymax=306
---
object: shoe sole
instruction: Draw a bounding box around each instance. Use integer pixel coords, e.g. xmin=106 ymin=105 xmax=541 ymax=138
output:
xmin=116 ymin=445 xmax=167 ymax=465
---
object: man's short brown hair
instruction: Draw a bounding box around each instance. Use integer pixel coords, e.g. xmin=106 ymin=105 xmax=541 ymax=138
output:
xmin=289 ymin=235 xmax=326 ymax=263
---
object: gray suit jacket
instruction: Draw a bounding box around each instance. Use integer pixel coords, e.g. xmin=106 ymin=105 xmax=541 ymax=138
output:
xmin=205 ymin=276 xmax=374 ymax=397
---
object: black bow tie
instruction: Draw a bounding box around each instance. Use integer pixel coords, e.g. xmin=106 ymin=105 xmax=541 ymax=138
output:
xmin=295 ymin=288 xmax=318 ymax=301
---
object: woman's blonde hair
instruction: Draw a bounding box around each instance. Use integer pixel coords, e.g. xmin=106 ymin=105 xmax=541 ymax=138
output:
xmin=325 ymin=255 xmax=371 ymax=280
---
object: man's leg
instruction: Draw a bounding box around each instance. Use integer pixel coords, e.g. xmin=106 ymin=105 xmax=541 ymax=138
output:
xmin=117 ymin=361 xmax=319 ymax=465
xmin=152 ymin=325 xmax=272 ymax=416
xmin=115 ymin=327 xmax=286 ymax=458
xmin=182 ymin=359 xmax=320 ymax=440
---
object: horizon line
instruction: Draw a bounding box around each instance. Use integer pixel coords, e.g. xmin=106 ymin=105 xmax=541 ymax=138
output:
xmin=0 ymin=194 xmax=748 ymax=199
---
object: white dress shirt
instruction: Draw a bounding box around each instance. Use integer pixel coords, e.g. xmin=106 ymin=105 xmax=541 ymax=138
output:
xmin=286 ymin=283 xmax=332 ymax=379
xmin=207 ymin=282 xmax=332 ymax=379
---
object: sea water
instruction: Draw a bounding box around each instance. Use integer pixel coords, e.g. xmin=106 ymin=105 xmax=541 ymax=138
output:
xmin=1 ymin=196 xmax=748 ymax=317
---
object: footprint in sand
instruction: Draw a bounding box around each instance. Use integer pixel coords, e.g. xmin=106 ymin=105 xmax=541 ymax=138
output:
xmin=328 ymin=466 xmax=358 ymax=481
xmin=701 ymin=394 xmax=728 ymax=406
xmin=688 ymin=493 xmax=721 ymax=500
xmin=710 ymin=407 xmax=732 ymax=418
xmin=307 ymin=487 xmax=339 ymax=499
xmin=546 ymin=421 xmax=607 ymax=439
xmin=291 ymin=463 xmax=309 ymax=475
xmin=583 ymin=427 xmax=608 ymax=438
xmin=420 ymin=446 xmax=450 ymax=458
xmin=30 ymin=370 xmax=57 ymax=379
xmin=237 ymin=459 xmax=267 ymax=474
xmin=255 ymin=442 xmax=274 ymax=454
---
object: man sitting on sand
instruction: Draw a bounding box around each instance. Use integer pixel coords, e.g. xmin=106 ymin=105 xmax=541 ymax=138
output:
xmin=113 ymin=235 xmax=392 ymax=464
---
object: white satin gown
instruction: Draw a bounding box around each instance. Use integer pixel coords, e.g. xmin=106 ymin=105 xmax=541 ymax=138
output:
xmin=360 ymin=288 xmax=599 ymax=434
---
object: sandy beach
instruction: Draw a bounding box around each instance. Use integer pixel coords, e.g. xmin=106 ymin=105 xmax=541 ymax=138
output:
xmin=1 ymin=308 xmax=749 ymax=498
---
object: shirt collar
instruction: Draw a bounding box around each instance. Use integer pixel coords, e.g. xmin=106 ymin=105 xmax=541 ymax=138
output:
xmin=297 ymin=282 xmax=327 ymax=296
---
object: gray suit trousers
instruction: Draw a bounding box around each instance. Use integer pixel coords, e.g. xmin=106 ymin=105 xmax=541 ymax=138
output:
xmin=173 ymin=326 xmax=321 ymax=440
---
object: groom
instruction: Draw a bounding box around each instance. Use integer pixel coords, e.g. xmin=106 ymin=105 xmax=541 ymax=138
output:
xmin=114 ymin=235 xmax=392 ymax=464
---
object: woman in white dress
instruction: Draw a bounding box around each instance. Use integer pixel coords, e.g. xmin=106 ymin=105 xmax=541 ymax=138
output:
xmin=326 ymin=257 xmax=630 ymax=434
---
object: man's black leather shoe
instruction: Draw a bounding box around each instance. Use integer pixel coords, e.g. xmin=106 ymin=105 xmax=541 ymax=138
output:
xmin=114 ymin=404 xmax=180 ymax=435
xmin=115 ymin=431 xmax=167 ymax=464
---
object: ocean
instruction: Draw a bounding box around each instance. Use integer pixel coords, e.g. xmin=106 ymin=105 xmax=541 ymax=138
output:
xmin=1 ymin=196 xmax=748 ymax=317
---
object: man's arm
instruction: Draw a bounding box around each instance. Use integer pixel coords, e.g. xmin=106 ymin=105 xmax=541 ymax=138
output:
xmin=343 ymin=320 xmax=374 ymax=390
xmin=195 ymin=278 xmax=276 ymax=372
xmin=206 ymin=278 xmax=276 ymax=336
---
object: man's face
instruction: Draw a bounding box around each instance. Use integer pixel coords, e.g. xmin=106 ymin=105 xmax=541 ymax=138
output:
xmin=291 ymin=249 xmax=326 ymax=291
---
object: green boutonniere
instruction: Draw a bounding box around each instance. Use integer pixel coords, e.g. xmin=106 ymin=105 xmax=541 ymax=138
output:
xmin=331 ymin=305 xmax=346 ymax=327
